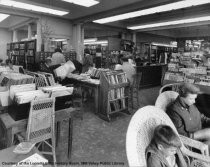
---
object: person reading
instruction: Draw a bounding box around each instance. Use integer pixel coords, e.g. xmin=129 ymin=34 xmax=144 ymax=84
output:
xmin=166 ymin=83 xmax=210 ymax=149
xmin=146 ymin=125 xmax=187 ymax=167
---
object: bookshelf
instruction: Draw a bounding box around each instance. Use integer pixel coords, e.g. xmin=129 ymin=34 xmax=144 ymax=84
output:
xmin=7 ymin=40 xmax=36 ymax=70
xmin=99 ymin=70 xmax=130 ymax=121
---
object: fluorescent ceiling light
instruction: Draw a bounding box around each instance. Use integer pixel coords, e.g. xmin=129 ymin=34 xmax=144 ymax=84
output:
xmin=61 ymin=0 xmax=99 ymax=7
xmin=0 ymin=0 xmax=69 ymax=16
xmin=84 ymin=40 xmax=108 ymax=45
xmin=51 ymin=38 xmax=67 ymax=42
xmin=127 ymin=16 xmax=210 ymax=30
xmin=93 ymin=0 xmax=210 ymax=24
xmin=152 ymin=42 xmax=177 ymax=47
xmin=84 ymin=38 xmax=97 ymax=42
xmin=0 ymin=13 xmax=9 ymax=22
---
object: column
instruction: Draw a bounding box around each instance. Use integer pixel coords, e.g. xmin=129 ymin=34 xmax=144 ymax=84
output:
xmin=72 ymin=23 xmax=84 ymax=63
xmin=36 ymin=20 xmax=42 ymax=52
xmin=12 ymin=30 xmax=18 ymax=42
xmin=121 ymin=33 xmax=126 ymax=40
xmin=132 ymin=32 xmax=136 ymax=44
xmin=28 ymin=23 xmax=32 ymax=40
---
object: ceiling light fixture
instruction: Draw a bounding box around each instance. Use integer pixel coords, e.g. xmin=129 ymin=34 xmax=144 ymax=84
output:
xmin=84 ymin=40 xmax=108 ymax=45
xmin=127 ymin=16 xmax=210 ymax=30
xmin=84 ymin=38 xmax=97 ymax=42
xmin=61 ymin=0 xmax=99 ymax=7
xmin=0 ymin=13 xmax=9 ymax=22
xmin=0 ymin=0 xmax=69 ymax=16
xmin=93 ymin=0 xmax=210 ymax=24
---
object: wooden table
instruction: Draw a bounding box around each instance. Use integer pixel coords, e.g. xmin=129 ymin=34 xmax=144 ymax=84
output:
xmin=0 ymin=107 xmax=80 ymax=159
xmin=66 ymin=77 xmax=100 ymax=113
xmin=0 ymin=146 xmax=48 ymax=167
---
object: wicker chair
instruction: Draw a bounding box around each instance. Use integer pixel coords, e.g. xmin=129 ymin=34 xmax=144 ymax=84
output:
xmin=25 ymin=71 xmax=49 ymax=88
xmin=155 ymin=91 xmax=179 ymax=111
xmin=159 ymin=82 xmax=183 ymax=95
xmin=126 ymin=106 xmax=210 ymax=167
xmin=129 ymin=73 xmax=142 ymax=110
xmin=17 ymin=98 xmax=57 ymax=166
xmin=38 ymin=72 xmax=56 ymax=86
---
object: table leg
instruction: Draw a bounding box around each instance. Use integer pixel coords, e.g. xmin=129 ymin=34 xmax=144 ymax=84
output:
xmin=68 ymin=118 xmax=73 ymax=159
xmin=95 ymin=87 xmax=99 ymax=114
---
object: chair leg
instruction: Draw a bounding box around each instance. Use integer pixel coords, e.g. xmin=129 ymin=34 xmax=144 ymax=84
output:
xmin=52 ymin=138 xmax=57 ymax=167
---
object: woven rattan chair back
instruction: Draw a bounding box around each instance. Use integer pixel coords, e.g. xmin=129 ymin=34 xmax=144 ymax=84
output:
xmin=155 ymin=91 xmax=179 ymax=111
xmin=25 ymin=71 xmax=48 ymax=88
xmin=38 ymin=72 xmax=56 ymax=86
xmin=26 ymin=97 xmax=56 ymax=166
xmin=159 ymin=82 xmax=183 ymax=95
xmin=126 ymin=105 xmax=180 ymax=167
xmin=26 ymin=98 xmax=55 ymax=143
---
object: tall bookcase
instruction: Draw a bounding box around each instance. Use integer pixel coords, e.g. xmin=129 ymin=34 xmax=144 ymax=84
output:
xmin=99 ymin=70 xmax=130 ymax=121
xmin=7 ymin=40 xmax=36 ymax=70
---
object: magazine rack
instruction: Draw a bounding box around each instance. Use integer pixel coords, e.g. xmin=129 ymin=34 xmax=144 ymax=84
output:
xmin=99 ymin=70 xmax=130 ymax=121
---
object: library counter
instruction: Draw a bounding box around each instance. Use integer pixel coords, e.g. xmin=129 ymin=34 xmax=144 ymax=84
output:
xmin=135 ymin=64 xmax=167 ymax=88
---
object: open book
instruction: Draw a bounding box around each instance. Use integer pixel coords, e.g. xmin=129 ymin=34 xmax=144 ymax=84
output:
xmin=54 ymin=60 xmax=76 ymax=79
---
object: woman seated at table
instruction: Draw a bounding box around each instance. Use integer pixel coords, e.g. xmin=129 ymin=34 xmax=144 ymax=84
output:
xmin=5 ymin=59 xmax=24 ymax=73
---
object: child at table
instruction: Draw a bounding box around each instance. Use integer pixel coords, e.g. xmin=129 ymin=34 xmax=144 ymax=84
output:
xmin=146 ymin=125 xmax=188 ymax=167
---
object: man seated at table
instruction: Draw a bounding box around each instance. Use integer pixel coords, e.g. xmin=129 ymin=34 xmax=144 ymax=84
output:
xmin=39 ymin=57 xmax=54 ymax=74
xmin=166 ymin=83 xmax=210 ymax=149
xmin=115 ymin=55 xmax=136 ymax=85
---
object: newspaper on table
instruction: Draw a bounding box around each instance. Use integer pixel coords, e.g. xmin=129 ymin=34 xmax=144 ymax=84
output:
xmin=42 ymin=85 xmax=74 ymax=97
xmin=10 ymin=84 xmax=36 ymax=100
xmin=54 ymin=60 xmax=75 ymax=79
xmin=15 ymin=90 xmax=49 ymax=104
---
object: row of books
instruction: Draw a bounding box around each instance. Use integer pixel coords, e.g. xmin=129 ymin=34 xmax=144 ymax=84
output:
xmin=106 ymin=72 xmax=127 ymax=84
xmin=109 ymin=99 xmax=126 ymax=113
xmin=108 ymin=87 xmax=125 ymax=100
xmin=90 ymin=68 xmax=109 ymax=78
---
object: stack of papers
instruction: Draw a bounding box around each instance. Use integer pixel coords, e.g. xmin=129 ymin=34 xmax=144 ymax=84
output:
xmin=42 ymin=85 xmax=74 ymax=97
xmin=15 ymin=90 xmax=49 ymax=104
xmin=10 ymin=84 xmax=36 ymax=100
xmin=0 ymin=72 xmax=34 ymax=87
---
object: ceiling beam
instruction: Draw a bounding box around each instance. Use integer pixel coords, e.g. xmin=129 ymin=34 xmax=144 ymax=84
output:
xmin=9 ymin=18 xmax=38 ymax=31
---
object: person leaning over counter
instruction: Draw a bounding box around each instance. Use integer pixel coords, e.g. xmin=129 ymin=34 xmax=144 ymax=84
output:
xmin=166 ymin=83 xmax=210 ymax=150
xmin=115 ymin=56 xmax=136 ymax=84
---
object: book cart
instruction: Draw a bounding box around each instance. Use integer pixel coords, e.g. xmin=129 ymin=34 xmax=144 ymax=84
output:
xmin=99 ymin=70 xmax=130 ymax=121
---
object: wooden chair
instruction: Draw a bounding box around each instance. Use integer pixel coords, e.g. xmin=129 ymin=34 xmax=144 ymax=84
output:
xmin=17 ymin=98 xmax=57 ymax=166
xmin=159 ymin=82 xmax=183 ymax=95
xmin=129 ymin=73 xmax=142 ymax=110
xmin=126 ymin=106 xmax=210 ymax=167
xmin=155 ymin=91 xmax=179 ymax=111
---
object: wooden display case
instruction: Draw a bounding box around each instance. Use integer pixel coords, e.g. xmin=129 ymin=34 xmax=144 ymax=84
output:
xmin=99 ymin=70 xmax=130 ymax=121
